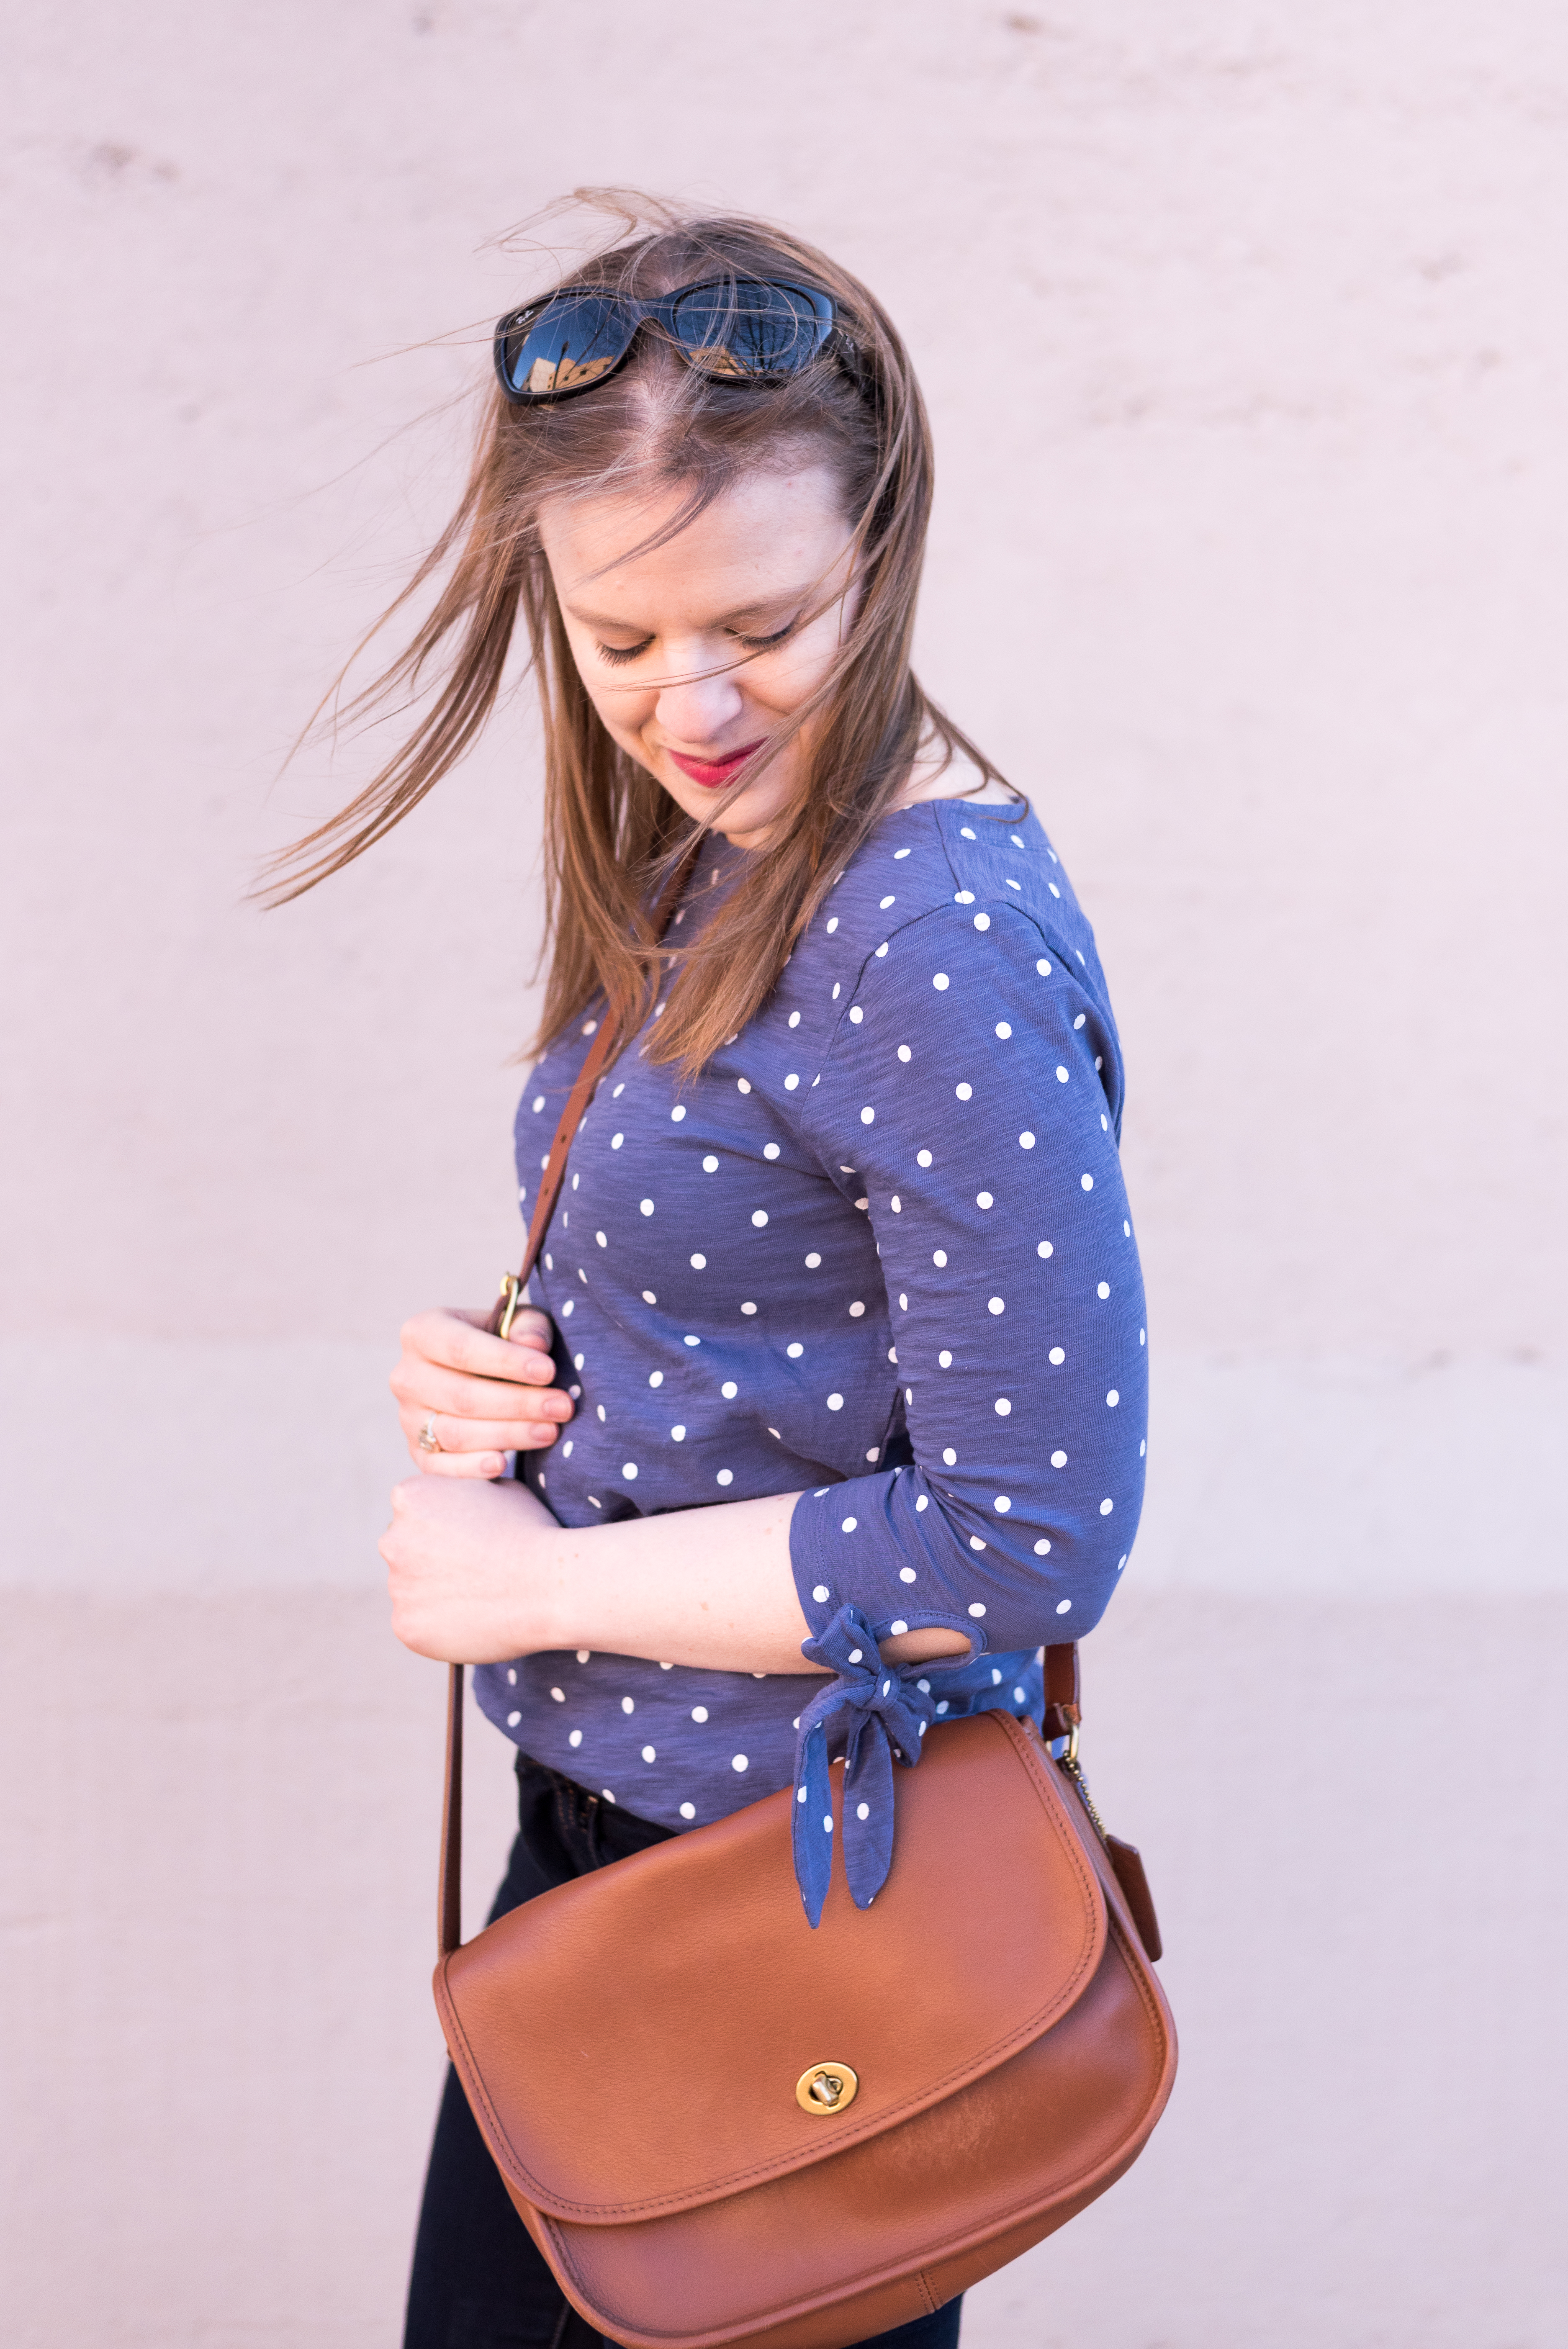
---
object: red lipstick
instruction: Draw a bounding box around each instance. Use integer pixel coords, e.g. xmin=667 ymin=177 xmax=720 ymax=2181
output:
xmin=666 ymin=740 xmax=765 ymax=789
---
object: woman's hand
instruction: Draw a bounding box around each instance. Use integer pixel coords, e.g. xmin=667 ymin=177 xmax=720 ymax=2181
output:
xmin=381 ymin=1473 xmax=561 ymax=1663
xmin=390 ymin=1306 xmax=574 ymax=1478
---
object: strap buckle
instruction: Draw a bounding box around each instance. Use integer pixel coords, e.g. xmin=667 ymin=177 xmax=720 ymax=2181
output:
xmin=496 ymin=1271 xmax=524 ymax=1341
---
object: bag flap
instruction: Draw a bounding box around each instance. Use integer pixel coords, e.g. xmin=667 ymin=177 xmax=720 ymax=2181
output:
xmin=437 ymin=1709 xmax=1107 ymax=2223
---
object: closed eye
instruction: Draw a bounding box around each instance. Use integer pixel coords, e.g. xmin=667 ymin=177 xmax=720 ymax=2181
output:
xmin=730 ymin=621 xmax=795 ymax=653
xmin=596 ymin=636 xmax=655 ymax=667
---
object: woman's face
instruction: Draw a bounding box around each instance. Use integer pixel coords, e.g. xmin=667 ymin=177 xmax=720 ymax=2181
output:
xmin=539 ymin=460 xmax=857 ymax=851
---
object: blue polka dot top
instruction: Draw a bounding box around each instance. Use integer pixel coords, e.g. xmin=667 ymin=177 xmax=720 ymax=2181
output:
xmin=474 ymin=794 xmax=1148 ymax=1849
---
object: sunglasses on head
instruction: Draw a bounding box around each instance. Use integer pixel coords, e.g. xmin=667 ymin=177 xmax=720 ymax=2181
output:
xmin=493 ymin=276 xmax=837 ymax=404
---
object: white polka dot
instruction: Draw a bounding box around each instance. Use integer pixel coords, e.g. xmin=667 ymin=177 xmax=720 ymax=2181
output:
xmin=1100 ymin=1498 xmax=1114 ymax=1515
xmin=549 ymin=1684 xmax=565 ymax=1702
xmin=1107 ymin=1389 xmax=1120 ymax=1407
xmin=969 ymin=1536 xmax=986 ymax=1551
xmin=691 ymin=1706 xmax=709 ymax=1722
xmin=576 ymin=1651 xmax=590 ymax=1663
xmin=898 ymin=1043 xmax=913 ymax=1062
xmin=954 ymin=889 xmax=975 ymax=905
xmin=1054 ymin=1066 xmax=1069 ymax=1086
xmin=751 ymin=1209 xmax=769 ymax=1227
xmin=938 ymin=1349 xmax=952 ymax=1367
xmin=860 ymin=1106 xmax=875 ymax=1124
xmin=1037 ymin=1241 xmax=1053 ymax=1259
xmin=848 ymin=1300 xmax=866 ymax=1318
xmin=671 ymin=1424 xmax=686 ymax=1440
xmin=507 ymin=1709 xmax=522 ymax=1726
xmin=915 ymin=1496 xmax=929 ymax=1512
xmin=684 ymin=1334 xmax=700 ymax=1346
xmin=841 ymin=1515 xmax=858 ymax=1532
xmin=1118 ymin=1553 xmax=1128 ymax=1570
xmin=797 ymin=1786 xmax=807 ymax=1802
xmin=933 ymin=972 xmax=950 ymax=991
xmin=988 ymin=1296 xmax=1005 ymax=1315
xmin=784 ymin=1074 xmax=800 ymax=1090
xmin=560 ymin=1300 xmax=573 ymax=1317
xmin=1141 ymin=1329 xmax=1146 ymax=1345
xmin=995 ymin=1397 xmax=1012 ymax=1415
xmin=787 ymin=1341 xmax=804 ymax=1357
xmin=721 ymin=1380 xmax=738 ymax=1398
xmin=716 ymin=1469 xmax=733 ymax=1486
xmin=1051 ymin=1449 xmax=1067 ymax=1467
xmin=640 ymin=1198 xmax=654 ymax=1215
xmin=595 ymin=1230 xmax=607 ymax=1248
xmin=728 ymin=1753 xmax=750 ymax=1773
xmin=850 ymin=1005 xmax=865 ymax=1023
xmin=968 ymin=1602 xmax=987 ymax=1618
xmin=1056 ymin=1598 xmax=1074 ymax=1613
xmin=812 ymin=1584 xmax=830 ymax=1603
xmin=891 ymin=1194 xmax=902 ymax=1212
xmin=788 ymin=1010 xmax=801 ymax=1028
xmin=642 ymin=1289 xmax=657 ymax=1303
xmin=977 ymin=1191 xmax=994 ymax=1209
xmin=995 ymin=1021 xmax=1012 ymax=1039
xmin=942 ymin=1446 xmax=958 ymax=1465
xmin=973 ymin=912 xmax=990 ymax=931
xmin=679 ymin=1801 xmax=696 ymax=1820
xmin=933 ymin=1248 xmax=948 ymax=1267
xmin=702 ymin=1154 xmax=719 ymax=1172
xmin=848 ymin=1648 xmax=863 ymax=1664
xmin=1034 ymin=1537 xmax=1052 ymax=1556
xmin=994 ymin=1495 xmax=1011 ymax=1512
xmin=955 ymin=1082 xmax=972 ymax=1101
xmin=642 ymin=1744 xmax=656 ymax=1762
xmin=1049 ymin=1346 xmax=1065 ymax=1365
xmin=823 ymin=1815 xmax=833 ymax=1833
xmin=1081 ymin=1174 xmax=1094 ymax=1191
xmin=1073 ymin=1013 xmax=1086 ymax=1031
xmin=827 ymin=1393 xmax=844 ymax=1410
xmin=670 ymin=1105 xmax=686 ymax=1123
xmin=741 ymin=1301 xmax=758 ymax=1315
xmin=532 ymin=1095 xmax=545 ymax=1112
xmin=1037 ymin=958 xmax=1052 ymax=976
xmin=856 ymin=1801 xmax=871 ymax=1821
xmin=915 ymin=1148 xmax=933 ymax=1169
xmin=1014 ymin=1686 xmax=1026 ymax=1703
xmin=899 ymin=1566 xmax=917 ymax=1583
xmin=622 ymin=1462 xmax=638 ymax=1479
xmin=960 ymin=826 xmax=976 ymax=840
xmin=690 ymin=1252 xmax=707 ymax=1269
xmin=621 ymin=1696 xmax=635 ymax=1714
xmin=831 ymin=983 xmax=841 ymax=1000
xmin=568 ymin=1729 xmax=583 ymax=1747
xmin=506 ymin=1668 xmax=517 ymax=1685
xmin=826 ymin=917 xmax=839 ymax=934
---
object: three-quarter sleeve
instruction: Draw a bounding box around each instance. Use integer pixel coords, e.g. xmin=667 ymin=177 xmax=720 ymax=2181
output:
xmin=788 ymin=900 xmax=1148 ymax=1657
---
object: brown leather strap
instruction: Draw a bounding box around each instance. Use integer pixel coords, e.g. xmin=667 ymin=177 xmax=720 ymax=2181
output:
xmin=440 ymin=848 xmax=697 ymax=1958
xmin=1042 ymin=1642 xmax=1081 ymax=1741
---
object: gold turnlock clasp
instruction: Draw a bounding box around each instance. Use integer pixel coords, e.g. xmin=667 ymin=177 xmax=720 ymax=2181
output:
xmin=496 ymin=1272 xmax=524 ymax=1341
xmin=796 ymin=2062 xmax=859 ymax=2115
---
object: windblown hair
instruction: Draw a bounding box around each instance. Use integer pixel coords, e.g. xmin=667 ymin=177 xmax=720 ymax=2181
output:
xmin=264 ymin=193 xmax=1007 ymax=1071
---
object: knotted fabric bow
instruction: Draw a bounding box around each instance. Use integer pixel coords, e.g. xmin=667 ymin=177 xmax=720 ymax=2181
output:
xmin=790 ymin=1604 xmax=938 ymax=1927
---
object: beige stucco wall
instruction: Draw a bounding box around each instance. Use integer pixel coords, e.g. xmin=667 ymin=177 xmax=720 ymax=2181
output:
xmin=4 ymin=5 xmax=1565 ymax=2343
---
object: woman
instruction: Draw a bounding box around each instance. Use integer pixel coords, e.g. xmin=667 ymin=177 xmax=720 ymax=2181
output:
xmin=276 ymin=202 xmax=1147 ymax=2349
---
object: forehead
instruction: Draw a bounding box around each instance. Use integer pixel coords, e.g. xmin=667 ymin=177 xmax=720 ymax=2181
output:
xmin=540 ymin=462 xmax=849 ymax=620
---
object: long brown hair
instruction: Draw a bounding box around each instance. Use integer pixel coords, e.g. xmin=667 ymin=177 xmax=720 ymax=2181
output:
xmin=265 ymin=194 xmax=1006 ymax=1071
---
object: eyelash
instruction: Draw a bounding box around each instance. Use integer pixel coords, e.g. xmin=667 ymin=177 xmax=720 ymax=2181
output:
xmin=594 ymin=623 xmax=794 ymax=668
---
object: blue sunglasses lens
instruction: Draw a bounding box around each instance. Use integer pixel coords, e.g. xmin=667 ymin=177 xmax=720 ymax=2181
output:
xmin=498 ymin=293 xmax=633 ymax=398
xmin=669 ymin=281 xmax=832 ymax=379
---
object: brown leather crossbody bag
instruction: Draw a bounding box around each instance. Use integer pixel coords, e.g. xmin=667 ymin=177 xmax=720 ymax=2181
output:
xmin=432 ymin=1004 xmax=1177 ymax=2349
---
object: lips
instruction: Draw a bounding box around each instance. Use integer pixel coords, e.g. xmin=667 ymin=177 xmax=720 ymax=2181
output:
xmin=666 ymin=740 xmax=766 ymax=789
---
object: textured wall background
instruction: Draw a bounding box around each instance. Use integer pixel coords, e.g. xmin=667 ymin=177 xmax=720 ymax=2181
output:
xmin=3 ymin=5 xmax=1566 ymax=2345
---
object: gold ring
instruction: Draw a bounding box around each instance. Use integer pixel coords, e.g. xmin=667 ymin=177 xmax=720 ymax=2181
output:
xmin=417 ymin=1415 xmax=442 ymax=1453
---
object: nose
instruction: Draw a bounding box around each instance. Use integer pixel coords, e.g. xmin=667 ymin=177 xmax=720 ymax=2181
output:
xmin=654 ymin=651 xmax=747 ymax=751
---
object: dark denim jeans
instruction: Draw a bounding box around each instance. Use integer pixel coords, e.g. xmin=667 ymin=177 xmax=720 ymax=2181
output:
xmin=404 ymin=1753 xmax=962 ymax=2349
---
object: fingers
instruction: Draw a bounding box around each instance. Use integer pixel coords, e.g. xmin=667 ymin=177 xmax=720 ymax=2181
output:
xmin=393 ymin=1356 xmax=573 ymax=1425
xmin=402 ymin=1406 xmax=563 ymax=1476
xmin=399 ymin=1307 xmax=561 ymax=1388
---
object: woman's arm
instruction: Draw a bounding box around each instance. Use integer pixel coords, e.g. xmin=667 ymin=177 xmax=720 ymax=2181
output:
xmin=380 ymin=1473 xmax=971 ymax=1674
